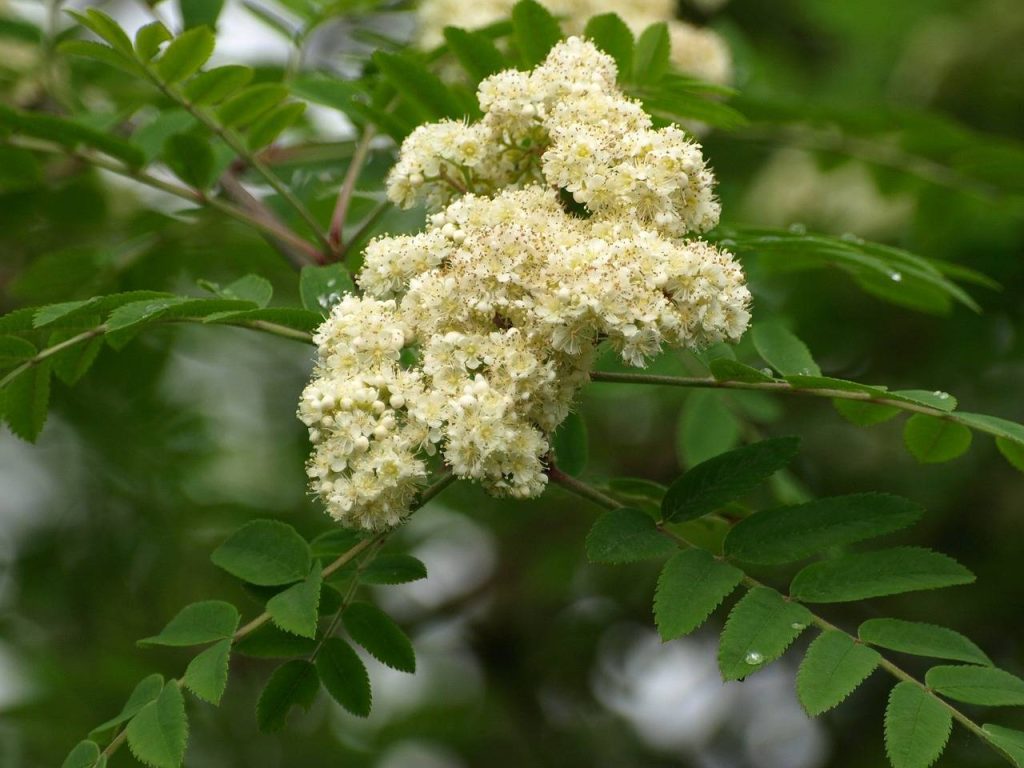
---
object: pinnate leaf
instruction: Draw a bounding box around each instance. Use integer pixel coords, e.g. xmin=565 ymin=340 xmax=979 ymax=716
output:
xmin=632 ymin=22 xmax=670 ymax=84
xmin=585 ymin=507 xmax=676 ymax=564
xmin=904 ymin=414 xmax=972 ymax=463
xmin=256 ymin=660 xmax=320 ymax=732
xmin=343 ymin=603 xmax=416 ymax=673
xmin=155 ymin=26 xmax=215 ymax=83
xmin=654 ymin=549 xmax=742 ymax=640
xmin=584 ymin=13 xmax=634 ymax=77
xmin=211 ymin=520 xmax=311 ymax=586
xmin=183 ymin=638 xmax=232 ymax=705
xmin=925 ymin=665 xmax=1024 ymax=706
xmin=126 ymin=683 xmax=188 ymax=768
xmin=316 ymin=637 xmax=372 ymax=717
xmin=724 ymin=493 xmax=923 ymax=565
xmin=752 ymin=321 xmax=821 ymax=376
xmin=443 ymin=27 xmax=506 ymax=83
xmin=184 ymin=65 xmax=254 ymax=105
xmin=858 ymin=619 xmax=991 ymax=666
xmin=717 ymin=587 xmax=812 ymax=680
xmin=512 ymin=0 xmax=562 ymax=67
xmin=983 ymin=725 xmax=1024 ymax=767
xmin=834 ymin=399 xmax=901 ymax=426
xmin=62 ymin=740 xmax=102 ymax=768
xmin=885 ymin=682 xmax=952 ymax=768
xmin=90 ymin=674 xmax=164 ymax=736
xmin=139 ymin=600 xmax=239 ymax=647
xmin=790 ymin=547 xmax=974 ymax=603
xmin=4 ymin=359 xmax=51 ymax=442
xmin=300 ymin=263 xmax=355 ymax=315
xmin=797 ymin=630 xmax=880 ymax=716
xmin=266 ymin=566 xmax=322 ymax=638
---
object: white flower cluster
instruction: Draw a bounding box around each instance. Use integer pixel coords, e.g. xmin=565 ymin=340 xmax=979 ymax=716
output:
xmin=416 ymin=0 xmax=732 ymax=86
xmin=301 ymin=39 xmax=750 ymax=530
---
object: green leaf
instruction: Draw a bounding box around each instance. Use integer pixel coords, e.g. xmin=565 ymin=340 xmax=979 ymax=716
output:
xmin=184 ymin=65 xmax=254 ymax=105
xmin=662 ymin=437 xmax=800 ymax=523
xmin=256 ymin=660 xmax=320 ymax=732
xmin=512 ymin=0 xmax=562 ymax=67
xmin=62 ymin=740 xmax=102 ymax=768
xmin=925 ymin=665 xmax=1024 ymax=706
xmin=183 ymin=638 xmax=231 ymax=705
xmin=997 ymin=437 xmax=1024 ymax=473
xmin=583 ymin=13 xmax=633 ymax=77
xmin=709 ymin=358 xmax=775 ymax=383
xmin=203 ymin=307 xmax=321 ymax=335
xmin=717 ymin=587 xmax=812 ymax=681
xmin=181 ymin=0 xmax=226 ymax=29
xmin=891 ymin=389 xmax=958 ymax=412
xmin=585 ymin=507 xmax=676 ymax=564
xmin=834 ymin=399 xmax=901 ymax=426
xmin=155 ymin=26 xmax=216 ymax=84
xmin=218 ymin=84 xmax=289 ymax=128
xmin=299 ymin=263 xmax=356 ymax=315
xmin=983 ymin=725 xmax=1024 ymax=767
xmin=859 ymin=619 xmax=992 ymax=666
xmin=49 ymin=330 xmax=103 ymax=386
xmin=552 ymin=410 xmax=588 ymax=476
xmin=632 ymin=23 xmax=670 ymax=85
xmin=0 ymin=146 xmax=41 ymax=192
xmin=309 ymin=528 xmax=367 ymax=559
xmin=163 ymin=133 xmax=215 ymax=188
xmin=442 ymin=27 xmax=506 ymax=83
xmin=372 ymin=52 xmax=462 ymax=122
xmin=234 ymin=624 xmax=316 ymax=658
xmin=139 ymin=600 xmax=240 ymax=647
xmin=885 ymin=682 xmax=953 ymax=768
xmin=135 ymin=21 xmax=171 ymax=61
xmin=0 ymin=104 xmax=145 ymax=168
xmin=797 ymin=630 xmax=880 ymax=716
xmin=751 ymin=321 xmax=821 ymax=377
xmin=677 ymin=390 xmax=741 ymax=468
xmin=789 ymin=547 xmax=975 ymax=603
xmin=343 ymin=603 xmax=416 ymax=673
xmin=359 ymin=554 xmax=427 ymax=585
xmin=641 ymin=91 xmax=749 ymax=131
xmin=904 ymin=414 xmax=972 ymax=463
xmin=724 ymin=493 xmax=923 ymax=565
xmin=247 ymin=102 xmax=306 ymax=149
xmin=126 ymin=683 xmax=188 ymax=768
xmin=266 ymin=566 xmax=322 ymax=638
xmin=4 ymin=359 xmax=51 ymax=442
xmin=67 ymin=8 xmax=133 ymax=55
xmin=211 ymin=519 xmax=311 ymax=586
xmin=58 ymin=40 xmax=139 ymax=74
xmin=653 ymin=549 xmax=743 ymax=640
xmin=316 ymin=638 xmax=371 ymax=717
xmin=220 ymin=275 xmax=273 ymax=307
xmin=956 ymin=412 xmax=1024 ymax=445
xmin=90 ymin=674 xmax=164 ymax=736
xmin=0 ymin=335 xmax=36 ymax=366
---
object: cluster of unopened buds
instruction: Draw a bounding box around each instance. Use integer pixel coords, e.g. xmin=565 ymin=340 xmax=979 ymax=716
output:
xmin=300 ymin=36 xmax=751 ymax=530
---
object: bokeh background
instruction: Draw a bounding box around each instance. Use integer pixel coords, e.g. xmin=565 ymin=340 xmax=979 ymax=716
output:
xmin=1 ymin=0 xmax=1023 ymax=766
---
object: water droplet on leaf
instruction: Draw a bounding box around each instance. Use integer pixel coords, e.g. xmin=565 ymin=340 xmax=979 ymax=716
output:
xmin=744 ymin=651 xmax=763 ymax=665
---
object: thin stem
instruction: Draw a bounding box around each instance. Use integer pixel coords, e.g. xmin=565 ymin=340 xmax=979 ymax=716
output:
xmin=549 ymin=471 xmax=1013 ymax=766
xmin=329 ymin=126 xmax=377 ymax=258
xmin=219 ymin=172 xmax=318 ymax=268
xmin=0 ymin=328 xmax=103 ymax=389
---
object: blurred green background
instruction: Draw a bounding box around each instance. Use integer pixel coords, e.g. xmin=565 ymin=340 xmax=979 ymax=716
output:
xmin=1 ymin=0 xmax=1023 ymax=766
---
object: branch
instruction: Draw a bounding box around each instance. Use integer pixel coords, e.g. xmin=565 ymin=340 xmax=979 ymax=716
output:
xmin=547 ymin=470 xmax=1015 ymax=767
xmin=328 ymin=126 xmax=377 ymax=258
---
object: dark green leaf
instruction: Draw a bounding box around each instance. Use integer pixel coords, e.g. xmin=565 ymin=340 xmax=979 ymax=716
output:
xmin=234 ymin=625 xmax=316 ymax=658
xmin=653 ymin=549 xmax=742 ymax=640
xmin=181 ymin=0 xmax=226 ymax=29
xmin=512 ymin=0 xmax=562 ymax=67
xmin=585 ymin=507 xmax=676 ymax=564
xmin=49 ymin=330 xmax=103 ymax=386
xmin=139 ymin=600 xmax=240 ymax=647
xmin=724 ymin=493 xmax=923 ymax=565
xmin=4 ymin=359 xmax=51 ymax=442
xmin=61 ymin=740 xmax=102 ymax=768
xmin=797 ymin=630 xmax=880 ymax=716
xmin=552 ymin=410 xmax=588 ymax=476
xmin=0 ymin=104 xmax=145 ymax=167
xmin=583 ymin=13 xmax=633 ymax=77
xmin=997 ymin=437 xmax=1024 ymax=473
xmin=834 ymin=399 xmax=901 ymax=426
xmin=904 ymin=414 xmax=972 ymax=463
xmin=90 ymin=674 xmax=164 ymax=736
xmin=125 ymin=683 xmax=188 ymax=768
xmin=211 ymin=519 xmax=311 ymax=586
xmin=219 ymin=275 xmax=273 ymax=307
xmin=925 ymin=665 xmax=1024 ymax=706
xmin=316 ymin=638 xmax=371 ymax=717
xmin=183 ymin=639 xmax=231 ymax=705
xmin=632 ymin=23 xmax=670 ymax=85
xmin=247 ymin=102 xmax=306 ymax=149
xmin=0 ymin=335 xmax=36 ymax=366
xmin=885 ymin=682 xmax=952 ymax=768
xmin=0 ymin=146 xmax=41 ymax=192
xmin=662 ymin=437 xmax=800 ymax=523
xmin=155 ymin=26 xmax=216 ymax=84
xmin=443 ymin=27 xmax=507 ymax=83
xmin=789 ymin=547 xmax=975 ymax=603
xmin=677 ymin=390 xmax=741 ymax=468
xmin=859 ymin=619 xmax=991 ymax=666
xmin=266 ymin=567 xmax=322 ymax=638
xmin=163 ymin=133 xmax=215 ymax=188
xmin=256 ymin=660 xmax=320 ymax=732
xmin=708 ymin=358 xmax=775 ymax=383
xmin=751 ymin=321 xmax=821 ymax=376
xmin=717 ymin=587 xmax=812 ymax=680
xmin=343 ymin=602 xmax=416 ymax=673
xmin=372 ymin=52 xmax=463 ymax=122
xmin=359 ymin=554 xmax=427 ymax=585
xmin=299 ymin=263 xmax=356 ymax=315
xmin=309 ymin=528 xmax=367 ymax=559
xmin=184 ymin=65 xmax=255 ymax=105
xmin=203 ymin=307 xmax=321 ymax=335
xmin=982 ymin=725 xmax=1024 ymax=767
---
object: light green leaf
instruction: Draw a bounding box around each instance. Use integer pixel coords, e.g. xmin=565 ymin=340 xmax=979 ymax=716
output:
xmin=512 ymin=0 xmax=562 ymax=67
xmin=163 ymin=133 xmax=215 ymax=188
xmin=220 ymin=275 xmax=273 ymax=307
xmin=904 ymin=414 xmax=972 ymax=463
xmin=752 ymin=321 xmax=821 ymax=377
xmin=316 ymin=638 xmax=371 ymax=717
xmin=797 ymin=630 xmax=880 ymax=716
xmin=183 ymin=638 xmax=232 ymax=705
xmin=584 ymin=13 xmax=634 ymax=78
xmin=662 ymin=436 xmax=800 ymax=523
xmin=724 ymin=493 xmax=923 ymax=565
xmin=155 ymin=26 xmax=215 ymax=84
xmin=90 ymin=674 xmax=164 ymax=736
xmin=211 ymin=519 xmax=311 ymax=586
xmin=125 ymin=683 xmax=188 ymax=768
xmin=891 ymin=389 xmax=958 ymax=411
xmin=58 ymin=40 xmax=139 ymax=74
xmin=299 ymin=263 xmax=356 ymax=315
xmin=135 ymin=21 xmax=171 ymax=61
xmin=552 ymin=410 xmax=588 ymax=476
xmin=925 ymin=665 xmax=1024 ymax=706
xmin=834 ymin=399 xmax=901 ymax=426
xmin=653 ymin=549 xmax=743 ymax=640
xmin=858 ymin=619 xmax=992 ymax=666
xmin=790 ymin=547 xmax=975 ymax=603
xmin=61 ymin=740 xmax=101 ymax=768
xmin=443 ymin=27 xmax=506 ymax=83
xmin=585 ymin=507 xmax=676 ymax=564
xmin=234 ymin=624 xmax=316 ymax=658
xmin=183 ymin=65 xmax=254 ymax=105
xmin=983 ymin=725 xmax=1024 ymax=767
xmin=632 ymin=22 xmax=670 ymax=84
xmin=218 ymin=84 xmax=289 ymax=128
xmin=139 ymin=600 xmax=240 ymax=647
xmin=67 ymin=8 xmax=133 ymax=55
xmin=343 ymin=603 xmax=416 ymax=673
xmin=4 ymin=359 xmax=51 ymax=442
xmin=256 ymin=660 xmax=320 ymax=732
xmin=266 ymin=566 xmax=322 ymax=638
xmin=885 ymin=682 xmax=952 ymax=768
xmin=677 ymin=390 xmax=741 ymax=468
xmin=717 ymin=587 xmax=812 ymax=680
xmin=997 ymin=437 xmax=1024 ymax=473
